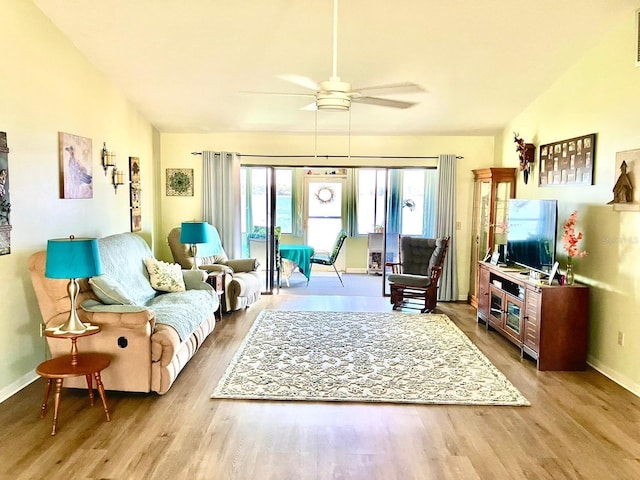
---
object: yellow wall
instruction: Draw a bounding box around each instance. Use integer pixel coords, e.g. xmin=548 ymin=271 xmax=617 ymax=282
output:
xmin=500 ymin=12 xmax=640 ymax=394
xmin=158 ymin=132 xmax=496 ymax=297
xmin=8 ymin=0 xmax=636 ymax=402
xmin=0 ymin=0 xmax=157 ymax=399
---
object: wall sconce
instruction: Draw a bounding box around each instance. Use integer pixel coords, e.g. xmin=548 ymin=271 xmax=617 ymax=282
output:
xmin=101 ymin=142 xmax=116 ymax=174
xmin=112 ymin=168 xmax=124 ymax=193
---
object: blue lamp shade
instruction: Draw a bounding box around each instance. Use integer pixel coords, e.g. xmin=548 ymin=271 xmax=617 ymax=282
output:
xmin=180 ymin=221 xmax=210 ymax=245
xmin=45 ymin=237 xmax=102 ymax=279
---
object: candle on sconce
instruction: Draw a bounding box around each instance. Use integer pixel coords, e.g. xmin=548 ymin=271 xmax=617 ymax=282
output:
xmin=116 ymin=170 xmax=124 ymax=184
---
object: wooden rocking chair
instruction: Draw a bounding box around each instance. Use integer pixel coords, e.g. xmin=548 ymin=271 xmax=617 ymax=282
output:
xmin=386 ymin=236 xmax=450 ymax=313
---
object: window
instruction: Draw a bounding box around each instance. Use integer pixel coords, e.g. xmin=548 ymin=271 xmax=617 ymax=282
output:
xmin=275 ymin=169 xmax=292 ymax=233
xmin=357 ymin=168 xmax=436 ymax=236
xmin=401 ymin=170 xmax=426 ymax=236
xmin=241 ymin=167 xmax=293 ymax=235
xmin=357 ymin=169 xmax=386 ymax=234
xmin=242 ymin=166 xmax=436 ymax=240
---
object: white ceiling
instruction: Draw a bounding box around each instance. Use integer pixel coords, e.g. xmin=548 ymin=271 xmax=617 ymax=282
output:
xmin=33 ymin=0 xmax=637 ymax=135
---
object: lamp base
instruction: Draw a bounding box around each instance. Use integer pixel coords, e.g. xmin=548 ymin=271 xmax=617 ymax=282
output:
xmin=191 ymin=244 xmax=199 ymax=270
xmin=57 ymin=310 xmax=88 ymax=334
xmin=58 ymin=278 xmax=88 ymax=333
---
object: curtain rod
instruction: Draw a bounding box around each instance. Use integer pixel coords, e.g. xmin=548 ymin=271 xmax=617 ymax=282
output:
xmin=190 ymin=152 xmax=463 ymax=159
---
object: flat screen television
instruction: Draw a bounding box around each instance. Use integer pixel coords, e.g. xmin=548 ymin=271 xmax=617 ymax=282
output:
xmin=506 ymin=199 xmax=558 ymax=274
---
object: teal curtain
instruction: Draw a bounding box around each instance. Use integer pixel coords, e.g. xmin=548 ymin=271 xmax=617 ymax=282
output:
xmin=343 ymin=168 xmax=358 ymax=237
xmin=387 ymin=169 xmax=402 ymax=234
xmin=291 ymin=167 xmax=304 ymax=237
xmin=423 ymin=169 xmax=437 ymax=237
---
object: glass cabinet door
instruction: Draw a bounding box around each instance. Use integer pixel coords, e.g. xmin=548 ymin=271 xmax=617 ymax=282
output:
xmin=478 ymin=180 xmax=491 ymax=255
xmin=493 ymin=180 xmax=512 ymax=255
xmin=505 ymin=298 xmax=522 ymax=336
xmin=489 ymin=290 xmax=503 ymax=323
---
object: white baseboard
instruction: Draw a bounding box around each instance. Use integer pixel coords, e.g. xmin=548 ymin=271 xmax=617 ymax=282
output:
xmin=587 ymin=356 xmax=640 ymax=398
xmin=345 ymin=268 xmax=368 ymax=274
xmin=0 ymin=370 xmax=39 ymax=404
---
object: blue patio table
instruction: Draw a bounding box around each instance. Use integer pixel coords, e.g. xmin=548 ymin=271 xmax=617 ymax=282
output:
xmin=279 ymin=244 xmax=314 ymax=284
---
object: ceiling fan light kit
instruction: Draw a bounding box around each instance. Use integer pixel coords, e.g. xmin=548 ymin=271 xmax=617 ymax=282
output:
xmin=317 ymin=78 xmax=352 ymax=110
xmin=250 ymin=0 xmax=424 ymax=113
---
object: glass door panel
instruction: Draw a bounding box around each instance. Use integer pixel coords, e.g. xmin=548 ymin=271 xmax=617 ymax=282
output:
xmin=494 ymin=180 xmax=511 ymax=257
xmin=241 ymin=166 xmax=276 ymax=294
xmin=304 ymin=178 xmax=345 ymax=271
xmin=478 ymin=180 xmax=491 ymax=256
xmin=489 ymin=290 xmax=503 ymax=323
xmin=505 ymin=299 xmax=522 ymax=335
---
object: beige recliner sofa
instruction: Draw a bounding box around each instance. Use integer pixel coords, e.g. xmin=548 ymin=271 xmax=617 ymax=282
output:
xmin=28 ymin=232 xmax=218 ymax=394
xmin=168 ymin=226 xmax=262 ymax=312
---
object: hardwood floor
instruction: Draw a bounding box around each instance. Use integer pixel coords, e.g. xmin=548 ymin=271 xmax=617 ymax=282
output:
xmin=1 ymin=295 xmax=639 ymax=480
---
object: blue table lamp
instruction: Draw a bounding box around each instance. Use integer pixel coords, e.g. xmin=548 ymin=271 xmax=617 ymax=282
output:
xmin=45 ymin=236 xmax=102 ymax=333
xmin=180 ymin=221 xmax=222 ymax=269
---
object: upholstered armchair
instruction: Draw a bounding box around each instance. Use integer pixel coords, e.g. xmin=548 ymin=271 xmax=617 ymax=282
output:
xmin=387 ymin=236 xmax=450 ymax=313
xmin=168 ymin=226 xmax=262 ymax=312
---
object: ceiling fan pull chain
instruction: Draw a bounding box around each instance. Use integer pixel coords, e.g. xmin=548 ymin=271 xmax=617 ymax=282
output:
xmin=332 ymin=0 xmax=339 ymax=79
xmin=348 ymin=108 xmax=352 ymax=159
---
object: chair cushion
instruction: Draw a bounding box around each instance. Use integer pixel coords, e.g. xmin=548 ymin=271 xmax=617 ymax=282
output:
xmin=388 ymin=273 xmax=432 ymax=288
xmin=401 ymin=237 xmax=437 ymax=276
xmin=310 ymin=253 xmax=332 ymax=265
xmin=427 ymin=238 xmax=447 ymax=276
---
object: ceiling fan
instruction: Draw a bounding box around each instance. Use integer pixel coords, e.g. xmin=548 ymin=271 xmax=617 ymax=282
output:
xmin=249 ymin=0 xmax=424 ymax=112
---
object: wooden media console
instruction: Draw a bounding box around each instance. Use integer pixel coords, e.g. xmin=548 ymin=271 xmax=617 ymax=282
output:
xmin=477 ymin=262 xmax=589 ymax=371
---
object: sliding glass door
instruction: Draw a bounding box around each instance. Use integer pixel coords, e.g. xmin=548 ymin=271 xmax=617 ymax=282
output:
xmin=241 ymin=165 xmax=437 ymax=296
xmin=241 ymin=166 xmax=278 ymax=293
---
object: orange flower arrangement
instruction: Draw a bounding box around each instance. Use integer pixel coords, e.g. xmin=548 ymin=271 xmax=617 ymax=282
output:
xmin=562 ymin=210 xmax=587 ymax=258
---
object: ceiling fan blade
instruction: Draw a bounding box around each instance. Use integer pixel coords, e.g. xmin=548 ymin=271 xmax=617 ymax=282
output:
xmin=239 ymin=90 xmax=316 ymax=98
xmin=352 ymin=82 xmax=425 ymax=96
xmin=277 ymin=74 xmax=320 ymax=92
xmin=300 ymin=102 xmax=318 ymax=111
xmin=352 ymin=96 xmax=418 ymax=109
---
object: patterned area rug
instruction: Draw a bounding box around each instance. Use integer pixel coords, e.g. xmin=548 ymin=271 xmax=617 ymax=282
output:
xmin=211 ymin=310 xmax=530 ymax=406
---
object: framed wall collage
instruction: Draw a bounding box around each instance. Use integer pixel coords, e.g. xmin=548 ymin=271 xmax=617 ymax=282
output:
xmin=539 ymin=133 xmax=596 ymax=186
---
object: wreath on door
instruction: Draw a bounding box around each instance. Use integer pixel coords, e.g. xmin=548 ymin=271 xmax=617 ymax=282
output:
xmin=314 ymin=185 xmax=335 ymax=204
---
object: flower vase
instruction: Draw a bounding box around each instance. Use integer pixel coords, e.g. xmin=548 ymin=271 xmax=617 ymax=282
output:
xmin=565 ymin=258 xmax=574 ymax=285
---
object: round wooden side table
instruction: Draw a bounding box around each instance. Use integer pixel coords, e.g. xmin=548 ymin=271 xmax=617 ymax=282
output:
xmin=38 ymin=325 xmax=111 ymax=435
xmin=36 ymin=353 xmax=111 ymax=435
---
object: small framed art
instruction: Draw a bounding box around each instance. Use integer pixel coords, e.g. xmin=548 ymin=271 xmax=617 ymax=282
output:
xmin=130 ymin=207 xmax=142 ymax=232
xmin=59 ymin=132 xmax=93 ymax=199
xmin=129 ymin=156 xmax=142 ymax=232
xmin=166 ymin=168 xmax=193 ymax=196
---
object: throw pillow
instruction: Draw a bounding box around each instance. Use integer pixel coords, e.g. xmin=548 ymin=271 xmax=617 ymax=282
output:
xmin=89 ymin=274 xmax=136 ymax=305
xmin=145 ymin=257 xmax=186 ymax=292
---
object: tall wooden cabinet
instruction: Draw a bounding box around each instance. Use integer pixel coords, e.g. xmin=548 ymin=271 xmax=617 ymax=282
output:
xmin=468 ymin=168 xmax=516 ymax=307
